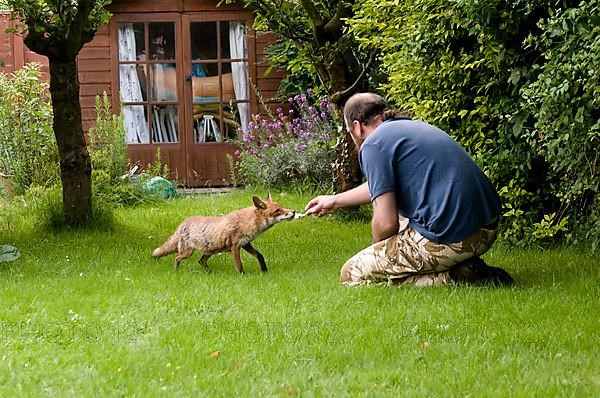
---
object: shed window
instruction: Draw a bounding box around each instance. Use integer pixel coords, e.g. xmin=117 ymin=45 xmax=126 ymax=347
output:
xmin=117 ymin=20 xmax=249 ymax=144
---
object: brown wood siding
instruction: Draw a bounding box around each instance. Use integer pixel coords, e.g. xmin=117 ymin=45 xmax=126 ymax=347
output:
xmin=78 ymin=24 xmax=111 ymax=134
xmin=254 ymin=32 xmax=285 ymax=108
xmin=0 ymin=12 xmax=49 ymax=78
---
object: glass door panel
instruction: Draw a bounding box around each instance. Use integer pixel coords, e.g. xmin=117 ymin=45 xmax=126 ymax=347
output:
xmin=188 ymin=20 xmax=250 ymax=142
xmin=118 ymin=21 xmax=180 ymax=144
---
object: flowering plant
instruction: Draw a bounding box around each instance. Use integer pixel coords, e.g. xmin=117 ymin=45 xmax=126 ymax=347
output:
xmin=235 ymin=90 xmax=339 ymax=191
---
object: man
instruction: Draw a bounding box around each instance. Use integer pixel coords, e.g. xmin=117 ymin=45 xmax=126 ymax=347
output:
xmin=304 ymin=92 xmax=514 ymax=286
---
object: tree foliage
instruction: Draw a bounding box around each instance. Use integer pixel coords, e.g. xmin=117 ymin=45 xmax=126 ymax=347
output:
xmin=232 ymin=0 xmax=369 ymax=100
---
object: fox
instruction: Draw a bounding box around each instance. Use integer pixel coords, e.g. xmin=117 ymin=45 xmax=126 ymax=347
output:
xmin=152 ymin=194 xmax=296 ymax=273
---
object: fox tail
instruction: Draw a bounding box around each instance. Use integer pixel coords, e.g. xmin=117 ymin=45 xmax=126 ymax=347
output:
xmin=152 ymin=234 xmax=179 ymax=258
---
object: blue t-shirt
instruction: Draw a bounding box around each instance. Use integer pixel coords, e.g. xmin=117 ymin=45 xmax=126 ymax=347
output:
xmin=359 ymin=117 xmax=501 ymax=244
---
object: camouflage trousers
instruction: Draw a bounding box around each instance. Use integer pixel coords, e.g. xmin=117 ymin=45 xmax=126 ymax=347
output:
xmin=340 ymin=217 xmax=498 ymax=287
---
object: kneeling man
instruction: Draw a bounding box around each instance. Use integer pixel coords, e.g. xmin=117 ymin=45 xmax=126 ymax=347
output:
xmin=304 ymin=93 xmax=513 ymax=286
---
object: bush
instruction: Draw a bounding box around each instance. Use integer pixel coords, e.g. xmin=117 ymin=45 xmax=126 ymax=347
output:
xmin=520 ymin=1 xmax=599 ymax=222
xmin=348 ymin=0 xmax=599 ymax=245
xmin=89 ymin=92 xmax=129 ymax=181
xmin=236 ymin=91 xmax=339 ymax=192
xmin=87 ymin=93 xmax=144 ymax=206
xmin=0 ymin=63 xmax=59 ymax=195
xmin=88 ymin=93 xmax=172 ymax=206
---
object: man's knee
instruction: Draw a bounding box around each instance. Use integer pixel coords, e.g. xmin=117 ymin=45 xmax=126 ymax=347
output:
xmin=339 ymin=260 xmax=354 ymax=284
xmin=339 ymin=241 xmax=388 ymax=286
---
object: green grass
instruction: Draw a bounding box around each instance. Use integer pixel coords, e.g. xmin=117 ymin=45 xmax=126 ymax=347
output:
xmin=1 ymin=190 xmax=599 ymax=396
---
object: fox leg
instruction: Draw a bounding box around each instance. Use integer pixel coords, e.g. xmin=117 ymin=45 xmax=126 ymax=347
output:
xmin=243 ymin=243 xmax=267 ymax=272
xmin=198 ymin=254 xmax=212 ymax=272
xmin=231 ymin=246 xmax=244 ymax=274
xmin=174 ymin=249 xmax=194 ymax=271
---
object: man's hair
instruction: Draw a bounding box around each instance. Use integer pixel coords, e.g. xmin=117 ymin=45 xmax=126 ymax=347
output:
xmin=343 ymin=92 xmax=409 ymax=125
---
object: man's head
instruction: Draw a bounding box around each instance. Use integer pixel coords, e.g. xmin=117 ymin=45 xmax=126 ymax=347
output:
xmin=343 ymin=93 xmax=387 ymax=147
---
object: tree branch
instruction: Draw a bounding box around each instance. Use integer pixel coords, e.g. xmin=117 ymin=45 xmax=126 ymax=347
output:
xmin=330 ymin=49 xmax=377 ymax=105
xmin=69 ymin=0 xmax=96 ymax=53
xmin=299 ymin=0 xmax=325 ymax=29
xmin=323 ymin=0 xmax=352 ymax=35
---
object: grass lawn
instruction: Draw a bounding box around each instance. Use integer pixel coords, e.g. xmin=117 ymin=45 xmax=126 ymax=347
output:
xmin=1 ymin=189 xmax=598 ymax=396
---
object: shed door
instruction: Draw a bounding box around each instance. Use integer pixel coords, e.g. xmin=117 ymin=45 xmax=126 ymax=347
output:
xmin=182 ymin=14 xmax=251 ymax=187
xmin=116 ymin=15 xmax=185 ymax=182
xmin=115 ymin=13 xmax=251 ymax=187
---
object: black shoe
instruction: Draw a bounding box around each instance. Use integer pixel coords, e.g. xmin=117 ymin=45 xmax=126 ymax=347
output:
xmin=449 ymin=257 xmax=514 ymax=286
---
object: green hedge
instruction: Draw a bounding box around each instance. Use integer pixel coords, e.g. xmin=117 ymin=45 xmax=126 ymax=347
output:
xmin=348 ymin=0 xmax=599 ymax=245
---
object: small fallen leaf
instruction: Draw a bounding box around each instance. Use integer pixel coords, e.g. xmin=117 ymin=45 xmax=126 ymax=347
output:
xmin=208 ymin=351 xmax=221 ymax=359
xmin=235 ymin=361 xmax=247 ymax=370
xmin=420 ymin=341 xmax=431 ymax=349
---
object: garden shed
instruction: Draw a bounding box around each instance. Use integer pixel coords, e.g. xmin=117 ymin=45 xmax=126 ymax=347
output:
xmin=0 ymin=1 xmax=283 ymax=187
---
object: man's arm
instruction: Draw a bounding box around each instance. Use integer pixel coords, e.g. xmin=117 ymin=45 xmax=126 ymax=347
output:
xmin=304 ymin=182 xmax=371 ymax=216
xmin=371 ymin=191 xmax=399 ymax=243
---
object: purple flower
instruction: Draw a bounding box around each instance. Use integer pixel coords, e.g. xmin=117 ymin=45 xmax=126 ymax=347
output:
xmin=295 ymin=143 xmax=308 ymax=153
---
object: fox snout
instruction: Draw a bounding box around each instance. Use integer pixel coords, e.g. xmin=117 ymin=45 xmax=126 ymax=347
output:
xmin=279 ymin=210 xmax=295 ymax=222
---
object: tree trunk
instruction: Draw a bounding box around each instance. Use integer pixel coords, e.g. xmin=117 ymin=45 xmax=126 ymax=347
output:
xmin=329 ymin=73 xmax=363 ymax=194
xmin=333 ymin=129 xmax=362 ymax=193
xmin=49 ymin=59 xmax=92 ymax=225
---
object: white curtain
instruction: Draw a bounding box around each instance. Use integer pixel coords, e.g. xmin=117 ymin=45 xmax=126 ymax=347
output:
xmin=229 ymin=22 xmax=249 ymax=138
xmin=118 ymin=24 xmax=149 ymax=144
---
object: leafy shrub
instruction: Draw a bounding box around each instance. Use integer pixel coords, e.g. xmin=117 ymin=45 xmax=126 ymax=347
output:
xmin=348 ymin=0 xmax=599 ymax=245
xmin=89 ymin=92 xmax=128 ymax=181
xmin=519 ymin=1 xmax=599 ymax=221
xmin=236 ymin=91 xmax=339 ymax=191
xmin=86 ymin=93 xmax=142 ymax=206
xmin=143 ymin=147 xmax=171 ymax=180
xmin=87 ymin=93 xmax=171 ymax=206
xmin=0 ymin=63 xmax=59 ymax=195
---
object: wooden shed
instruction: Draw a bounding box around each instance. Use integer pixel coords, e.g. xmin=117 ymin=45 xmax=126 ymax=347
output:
xmin=0 ymin=1 xmax=284 ymax=187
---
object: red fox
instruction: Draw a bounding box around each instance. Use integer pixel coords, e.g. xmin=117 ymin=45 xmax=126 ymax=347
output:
xmin=152 ymin=194 xmax=295 ymax=273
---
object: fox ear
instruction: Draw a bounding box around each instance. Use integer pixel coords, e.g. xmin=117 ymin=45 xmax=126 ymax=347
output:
xmin=252 ymin=196 xmax=267 ymax=209
xmin=265 ymin=191 xmax=272 ymax=202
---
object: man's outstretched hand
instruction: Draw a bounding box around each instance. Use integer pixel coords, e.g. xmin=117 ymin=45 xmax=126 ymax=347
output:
xmin=304 ymin=195 xmax=339 ymax=217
